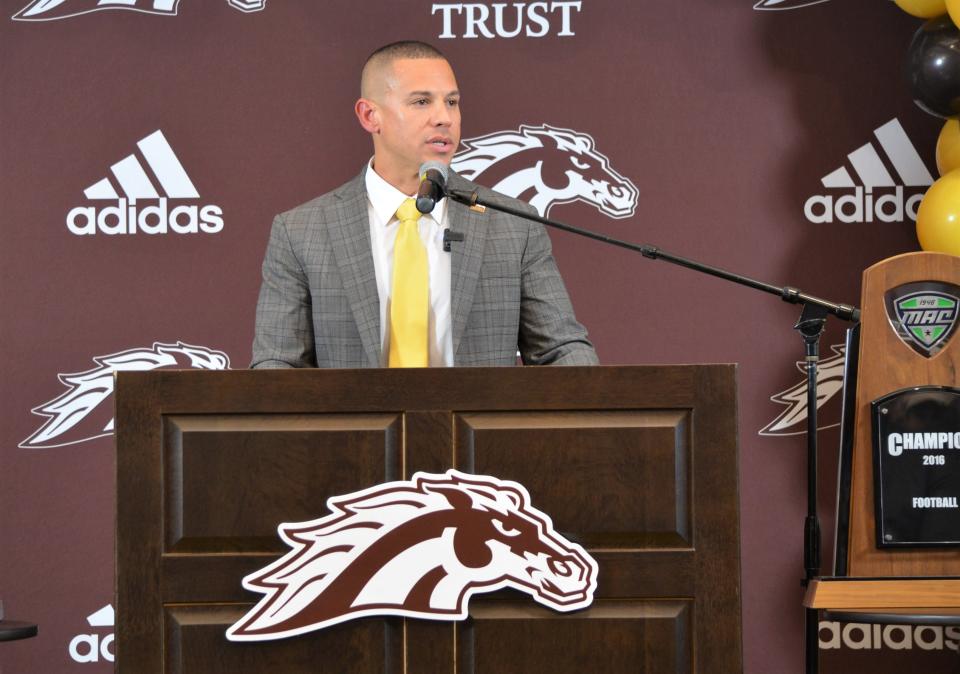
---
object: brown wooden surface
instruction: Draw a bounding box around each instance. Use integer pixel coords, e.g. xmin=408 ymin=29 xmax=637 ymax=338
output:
xmin=846 ymin=252 xmax=960 ymax=577
xmin=805 ymin=578 xmax=960 ymax=610
xmin=116 ymin=365 xmax=741 ymax=673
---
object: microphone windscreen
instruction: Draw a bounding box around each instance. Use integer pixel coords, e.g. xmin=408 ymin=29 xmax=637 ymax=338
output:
xmin=419 ymin=161 xmax=449 ymax=181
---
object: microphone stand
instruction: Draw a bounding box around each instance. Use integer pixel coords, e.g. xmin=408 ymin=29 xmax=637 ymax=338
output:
xmin=446 ymin=186 xmax=860 ymax=674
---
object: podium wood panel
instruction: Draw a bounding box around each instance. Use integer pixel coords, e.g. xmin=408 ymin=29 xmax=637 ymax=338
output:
xmin=163 ymin=606 xmax=401 ymax=674
xmin=847 ymin=252 xmax=960 ymax=576
xmin=459 ymin=600 xmax=692 ymax=674
xmin=116 ymin=366 xmax=741 ymax=673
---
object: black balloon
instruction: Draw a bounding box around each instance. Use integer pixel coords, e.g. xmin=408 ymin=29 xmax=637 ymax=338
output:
xmin=907 ymin=16 xmax=960 ymax=119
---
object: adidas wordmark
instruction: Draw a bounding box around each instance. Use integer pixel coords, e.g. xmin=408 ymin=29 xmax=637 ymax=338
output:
xmin=804 ymin=119 xmax=932 ymax=224
xmin=66 ymin=130 xmax=223 ymax=236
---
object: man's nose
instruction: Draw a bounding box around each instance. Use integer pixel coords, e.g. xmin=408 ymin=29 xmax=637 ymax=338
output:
xmin=431 ymin=101 xmax=452 ymax=126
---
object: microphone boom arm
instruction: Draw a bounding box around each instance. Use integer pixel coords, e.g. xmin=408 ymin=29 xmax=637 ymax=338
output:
xmin=445 ymin=187 xmax=860 ymax=323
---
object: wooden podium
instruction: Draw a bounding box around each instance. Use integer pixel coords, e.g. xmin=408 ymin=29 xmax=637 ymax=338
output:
xmin=806 ymin=252 xmax=960 ymax=618
xmin=115 ymin=365 xmax=741 ymax=673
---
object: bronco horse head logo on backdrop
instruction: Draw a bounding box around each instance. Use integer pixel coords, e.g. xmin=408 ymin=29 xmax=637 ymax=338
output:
xmin=752 ymin=0 xmax=831 ymax=9
xmin=12 ymin=0 xmax=265 ymax=21
xmin=451 ymin=124 xmax=638 ymax=219
xmin=227 ymin=470 xmax=598 ymax=641
xmin=20 ymin=341 xmax=230 ymax=449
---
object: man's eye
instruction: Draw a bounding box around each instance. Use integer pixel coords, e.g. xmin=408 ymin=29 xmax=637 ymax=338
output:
xmin=447 ymin=99 xmax=459 ymax=107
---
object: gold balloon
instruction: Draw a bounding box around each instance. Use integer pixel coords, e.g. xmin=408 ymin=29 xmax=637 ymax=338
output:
xmin=896 ymin=0 xmax=947 ymax=18
xmin=937 ymin=118 xmax=960 ymax=175
xmin=948 ymin=0 xmax=960 ymax=26
xmin=916 ymin=169 xmax=960 ymax=255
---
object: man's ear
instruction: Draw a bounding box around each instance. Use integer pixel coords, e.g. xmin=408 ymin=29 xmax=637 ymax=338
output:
xmin=355 ymin=98 xmax=380 ymax=135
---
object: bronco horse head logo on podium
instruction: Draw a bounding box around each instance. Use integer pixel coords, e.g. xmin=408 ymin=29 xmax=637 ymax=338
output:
xmin=227 ymin=470 xmax=598 ymax=641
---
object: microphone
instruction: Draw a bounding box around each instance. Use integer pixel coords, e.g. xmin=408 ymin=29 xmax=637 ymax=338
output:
xmin=416 ymin=161 xmax=448 ymax=214
xmin=442 ymin=229 xmax=464 ymax=252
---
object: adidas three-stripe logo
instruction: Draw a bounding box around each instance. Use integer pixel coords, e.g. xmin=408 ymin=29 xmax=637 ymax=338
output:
xmin=820 ymin=119 xmax=933 ymax=190
xmin=66 ymin=129 xmax=224 ymax=236
xmin=804 ymin=118 xmax=932 ymax=224
xmin=84 ymin=130 xmax=198 ymax=202
xmin=13 ymin=0 xmax=264 ymax=21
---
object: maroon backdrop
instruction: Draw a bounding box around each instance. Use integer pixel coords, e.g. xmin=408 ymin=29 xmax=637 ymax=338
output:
xmin=2 ymin=1 xmax=954 ymax=672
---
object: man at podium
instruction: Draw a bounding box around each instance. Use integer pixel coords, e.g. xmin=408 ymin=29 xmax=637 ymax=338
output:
xmin=251 ymin=41 xmax=597 ymax=369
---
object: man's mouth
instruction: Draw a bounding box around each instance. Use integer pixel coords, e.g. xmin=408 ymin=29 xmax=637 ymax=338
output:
xmin=428 ymin=137 xmax=453 ymax=151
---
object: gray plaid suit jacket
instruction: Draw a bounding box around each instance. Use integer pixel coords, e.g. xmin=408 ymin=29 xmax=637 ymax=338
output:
xmin=251 ymin=168 xmax=598 ymax=368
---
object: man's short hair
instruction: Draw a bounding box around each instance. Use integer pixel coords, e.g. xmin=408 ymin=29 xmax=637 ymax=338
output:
xmin=366 ymin=40 xmax=445 ymax=66
xmin=361 ymin=41 xmax=448 ymax=97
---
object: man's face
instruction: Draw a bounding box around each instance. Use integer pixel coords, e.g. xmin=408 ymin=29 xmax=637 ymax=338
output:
xmin=371 ymin=58 xmax=461 ymax=183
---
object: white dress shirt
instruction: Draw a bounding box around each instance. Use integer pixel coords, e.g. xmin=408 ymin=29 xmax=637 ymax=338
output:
xmin=365 ymin=162 xmax=454 ymax=367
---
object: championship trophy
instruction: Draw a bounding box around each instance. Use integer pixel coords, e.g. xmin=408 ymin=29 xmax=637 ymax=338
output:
xmin=808 ymin=251 xmax=960 ymax=621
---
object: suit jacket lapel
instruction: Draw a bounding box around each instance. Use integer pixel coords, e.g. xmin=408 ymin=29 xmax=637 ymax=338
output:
xmin=448 ymin=179 xmax=488 ymax=359
xmin=329 ymin=170 xmax=381 ymax=367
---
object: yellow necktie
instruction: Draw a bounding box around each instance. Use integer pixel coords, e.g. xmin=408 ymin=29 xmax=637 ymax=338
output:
xmin=389 ymin=198 xmax=429 ymax=367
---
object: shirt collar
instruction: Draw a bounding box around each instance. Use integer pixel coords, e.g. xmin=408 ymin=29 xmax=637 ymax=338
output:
xmin=365 ymin=160 xmax=447 ymax=227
